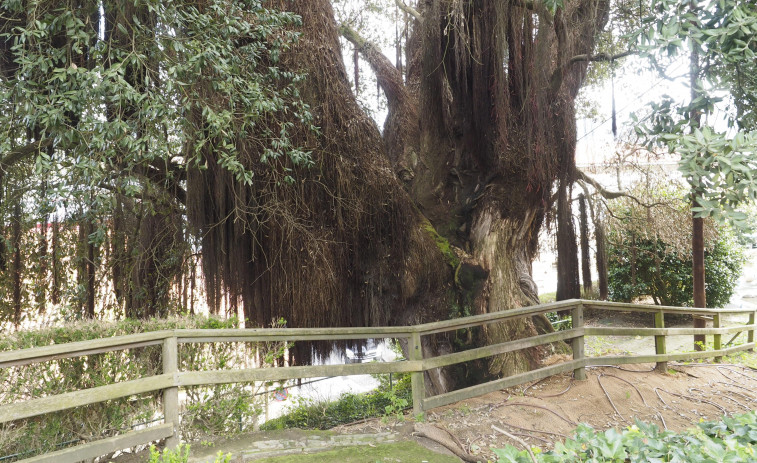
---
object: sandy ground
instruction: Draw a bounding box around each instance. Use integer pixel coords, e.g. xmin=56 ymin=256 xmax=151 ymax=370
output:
xmin=337 ymin=359 xmax=757 ymax=462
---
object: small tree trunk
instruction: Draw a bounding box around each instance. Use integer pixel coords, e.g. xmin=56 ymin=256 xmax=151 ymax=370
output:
xmin=692 ymin=211 xmax=706 ymax=349
xmin=689 ymin=0 xmax=706 ymax=351
xmin=579 ymin=194 xmax=592 ymax=293
xmin=86 ymin=227 xmax=97 ymax=318
xmin=0 ymin=171 xmax=5 ymax=273
xmin=51 ymin=219 xmax=61 ymax=305
xmin=556 ymin=181 xmax=580 ymax=301
xmin=595 ymin=212 xmax=609 ymax=300
xmin=12 ymin=202 xmax=22 ymax=327
xmin=77 ymin=217 xmax=96 ymax=318
xmin=38 ymin=181 xmax=48 ymax=314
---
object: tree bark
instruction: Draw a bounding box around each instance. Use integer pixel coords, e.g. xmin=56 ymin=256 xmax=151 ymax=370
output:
xmin=556 ymin=180 xmax=580 ymax=301
xmin=595 ymin=213 xmax=609 ymax=300
xmin=692 ymin=212 xmax=706 ymax=349
xmin=579 ymin=194 xmax=592 ymax=293
xmin=187 ymin=0 xmax=610 ymax=389
xmin=12 ymin=202 xmax=22 ymax=327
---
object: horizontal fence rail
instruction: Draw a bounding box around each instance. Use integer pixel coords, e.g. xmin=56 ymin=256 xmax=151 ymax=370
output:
xmin=0 ymin=299 xmax=755 ymax=462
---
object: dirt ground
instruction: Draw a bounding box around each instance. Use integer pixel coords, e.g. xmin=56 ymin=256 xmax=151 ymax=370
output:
xmin=336 ymin=359 xmax=757 ymax=462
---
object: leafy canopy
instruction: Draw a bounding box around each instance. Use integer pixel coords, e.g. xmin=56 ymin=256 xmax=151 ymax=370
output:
xmin=629 ymin=0 xmax=757 ymax=226
xmin=0 ymin=0 xmax=314 ymax=207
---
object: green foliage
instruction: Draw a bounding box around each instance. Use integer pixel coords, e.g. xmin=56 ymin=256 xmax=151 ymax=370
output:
xmin=0 ymin=0 xmax=314 ymax=322
xmin=0 ymin=316 xmax=285 ymax=458
xmin=545 ymin=312 xmax=573 ymax=331
xmin=148 ymin=444 xmax=191 ymax=463
xmin=630 ymin=0 xmax=757 ymax=226
xmin=260 ymin=373 xmax=412 ymax=431
xmin=147 ymin=444 xmax=231 ymax=463
xmin=608 ymin=227 xmax=745 ymax=307
xmin=494 ymin=412 xmax=757 ymax=463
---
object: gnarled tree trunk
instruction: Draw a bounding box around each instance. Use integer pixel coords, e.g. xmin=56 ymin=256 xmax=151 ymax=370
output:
xmin=189 ymin=0 xmax=610 ymax=390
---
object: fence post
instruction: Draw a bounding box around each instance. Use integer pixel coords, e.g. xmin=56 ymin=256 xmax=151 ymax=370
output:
xmin=748 ymin=311 xmax=755 ymax=353
xmin=409 ymin=331 xmax=425 ymax=417
xmin=713 ymin=313 xmax=722 ymax=362
xmin=162 ymin=336 xmax=180 ymax=449
xmin=654 ymin=310 xmax=667 ymax=373
xmin=571 ymin=302 xmax=586 ymax=380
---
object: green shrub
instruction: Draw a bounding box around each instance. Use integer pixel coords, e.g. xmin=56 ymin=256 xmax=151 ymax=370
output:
xmin=147 ymin=444 xmax=231 ymax=463
xmin=607 ymin=229 xmax=745 ymax=308
xmin=494 ymin=411 xmax=757 ymax=462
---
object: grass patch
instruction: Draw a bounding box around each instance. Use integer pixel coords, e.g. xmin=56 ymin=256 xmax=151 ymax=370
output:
xmin=255 ymin=441 xmax=460 ymax=463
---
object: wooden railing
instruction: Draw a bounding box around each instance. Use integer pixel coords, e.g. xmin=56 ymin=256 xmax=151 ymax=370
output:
xmin=1 ymin=299 xmax=754 ymax=462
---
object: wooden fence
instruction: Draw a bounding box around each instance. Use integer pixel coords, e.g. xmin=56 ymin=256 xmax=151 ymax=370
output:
xmin=0 ymin=299 xmax=754 ymax=462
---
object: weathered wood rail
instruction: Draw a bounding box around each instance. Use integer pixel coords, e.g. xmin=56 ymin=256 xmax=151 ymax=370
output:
xmin=1 ymin=299 xmax=754 ymax=462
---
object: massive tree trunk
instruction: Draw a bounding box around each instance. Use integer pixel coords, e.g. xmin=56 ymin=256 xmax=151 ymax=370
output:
xmin=189 ymin=0 xmax=610 ymax=390
xmin=343 ymin=0 xmax=609 ymax=376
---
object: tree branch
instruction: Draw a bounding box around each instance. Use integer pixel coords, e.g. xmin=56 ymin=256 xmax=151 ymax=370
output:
xmin=1 ymin=138 xmax=53 ymax=170
xmin=576 ymin=169 xmax=626 ymax=199
xmin=576 ymin=169 xmax=667 ymax=208
xmin=395 ymin=0 xmax=422 ymax=23
xmin=339 ymin=23 xmax=410 ymax=108
xmin=569 ymin=50 xmax=635 ymax=65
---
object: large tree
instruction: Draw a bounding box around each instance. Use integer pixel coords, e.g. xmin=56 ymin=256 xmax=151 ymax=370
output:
xmin=190 ymin=0 xmax=612 ymax=388
xmin=1 ymin=0 xmax=612 ymax=392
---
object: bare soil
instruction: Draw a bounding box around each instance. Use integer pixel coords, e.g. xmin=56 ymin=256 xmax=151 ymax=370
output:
xmin=337 ymin=359 xmax=757 ymax=462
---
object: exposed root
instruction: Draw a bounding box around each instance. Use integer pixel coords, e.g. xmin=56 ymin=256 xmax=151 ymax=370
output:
xmin=587 ymin=365 xmax=655 ymax=372
xmin=600 ymin=373 xmax=649 ymax=406
xmin=657 ymin=412 xmax=668 ymax=431
xmin=597 ymin=374 xmax=625 ymax=422
xmin=654 ymin=387 xmax=727 ymax=416
xmin=711 ymin=382 xmax=757 ymax=401
xmin=492 ymin=425 xmax=538 ymax=463
xmin=523 ymin=378 xmax=573 ymax=398
xmin=499 ymin=421 xmax=567 ymax=439
xmin=717 ymin=366 xmax=757 ymax=382
xmin=413 ymin=422 xmax=479 ymax=463
xmin=492 ymin=403 xmax=577 ymax=426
